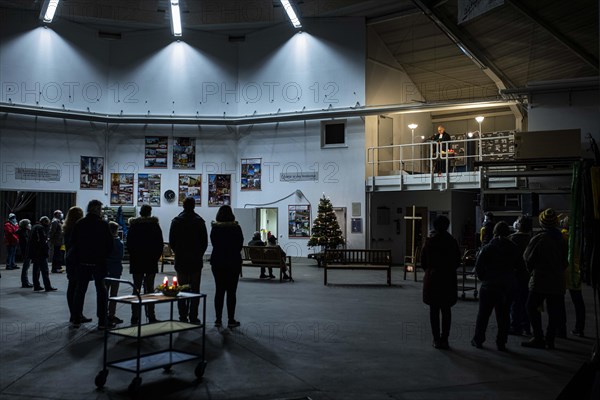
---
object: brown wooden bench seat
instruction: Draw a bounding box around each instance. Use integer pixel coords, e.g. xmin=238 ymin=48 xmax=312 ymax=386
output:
xmin=241 ymin=246 xmax=293 ymax=282
xmin=323 ymin=249 xmax=392 ymax=285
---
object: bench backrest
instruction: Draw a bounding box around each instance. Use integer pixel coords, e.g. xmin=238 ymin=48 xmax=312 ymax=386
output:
xmin=324 ymin=249 xmax=391 ymax=265
xmin=242 ymin=246 xmax=285 ymax=265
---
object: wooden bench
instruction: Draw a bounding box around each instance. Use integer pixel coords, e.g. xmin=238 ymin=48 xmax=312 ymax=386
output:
xmin=160 ymin=243 xmax=176 ymax=273
xmin=323 ymin=249 xmax=392 ymax=285
xmin=240 ymin=246 xmax=293 ymax=282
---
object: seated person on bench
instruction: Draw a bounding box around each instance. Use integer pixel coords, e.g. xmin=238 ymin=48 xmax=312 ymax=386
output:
xmin=267 ymin=235 xmax=290 ymax=280
xmin=248 ymin=231 xmax=272 ymax=279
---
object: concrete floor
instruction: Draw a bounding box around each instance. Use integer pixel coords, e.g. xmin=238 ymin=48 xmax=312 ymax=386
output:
xmin=0 ymin=259 xmax=597 ymax=400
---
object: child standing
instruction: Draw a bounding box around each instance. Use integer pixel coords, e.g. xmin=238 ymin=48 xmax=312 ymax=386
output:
xmin=106 ymin=221 xmax=124 ymax=324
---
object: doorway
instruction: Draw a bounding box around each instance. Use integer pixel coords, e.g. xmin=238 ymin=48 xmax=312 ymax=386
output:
xmin=257 ymin=207 xmax=278 ymax=241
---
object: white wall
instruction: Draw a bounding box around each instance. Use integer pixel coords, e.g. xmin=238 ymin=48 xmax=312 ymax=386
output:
xmin=0 ymin=9 xmax=367 ymax=257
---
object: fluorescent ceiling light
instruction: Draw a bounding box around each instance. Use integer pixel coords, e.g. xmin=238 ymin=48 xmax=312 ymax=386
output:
xmin=41 ymin=0 xmax=60 ymax=23
xmin=171 ymin=0 xmax=182 ymax=37
xmin=281 ymin=0 xmax=302 ymax=29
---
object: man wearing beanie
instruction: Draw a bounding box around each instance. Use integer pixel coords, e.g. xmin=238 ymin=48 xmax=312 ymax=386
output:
xmin=521 ymin=208 xmax=568 ymax=349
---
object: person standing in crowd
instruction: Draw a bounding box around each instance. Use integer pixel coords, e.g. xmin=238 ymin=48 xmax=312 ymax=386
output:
xmin=71 ymin=200 xmax=114 ymax=330
xmin=560 ymin=216 xmax=586 ymax=337
xmin=29 ymin=216 xmax=57 ymax=292
xmin=471 ymin=222 xmax=525 ymax=351
xmin=210 ymin=205 xmax=244 ymax=329
xmin=508 ymin=215 xmax=533 ymax=336
xmin=522 ymin=208 xmax=568 ymax=349
xmin=247 ymin=231 xmax=270 ymax=279
xmin=49 ymin=210 xmax=65 ymax=273
xmin=4 ymin=213 xmax=19 ymax=270
xmin=105 ymin=221 xmax=124 ymax=325
xmin=16 ymin=219 xmax=32 ymax=288
xmin=421 ymin=215 xmax=462 ymax=349
xmin=63 ymin=206 xmax=91 ymax=324
xmin=479 ymin=212 xmax=495 ymax=248
xmin=127 ymin=205 xmax=163 ymax=324
xmin=169 ymin=197 xmax=208 ymax=324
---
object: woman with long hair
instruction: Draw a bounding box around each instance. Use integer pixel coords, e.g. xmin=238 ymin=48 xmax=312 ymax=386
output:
xmin=63 ymin=206 xmax=91 ymax=324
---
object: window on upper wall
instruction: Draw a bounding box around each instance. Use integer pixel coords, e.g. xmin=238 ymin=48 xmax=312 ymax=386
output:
xmin=321 ymin=120 xmax=347 ymax=148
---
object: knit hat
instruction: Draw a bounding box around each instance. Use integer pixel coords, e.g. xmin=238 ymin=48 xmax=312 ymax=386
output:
xmin=8 ymin=213 xmax=16 ymax=220
xmin=539 ymin=208 xmax=559 ymax=229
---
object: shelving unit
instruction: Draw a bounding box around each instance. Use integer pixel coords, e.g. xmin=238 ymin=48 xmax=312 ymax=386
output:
xmin=95 ymin=279 xmax=206 ymax=395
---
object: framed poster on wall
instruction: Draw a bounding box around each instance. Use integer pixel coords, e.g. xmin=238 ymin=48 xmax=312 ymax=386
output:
xmin=80 ymin=156 xmax=104 ymax=190
xmin=144 ymin=136 xmax=168 ymax=168
xmin=110 ymin=173 xmax=134 ymax=205
xmin=288 ymin=205 xmax=311 ymax=238
xmin=137 ymin=173 xmax=161 ymax=206
xmin=178 ymin=174 xmax=202 ymax=206
xmin=173 ymin=137 xmax=196 ymax=169
xmin=241 ymin=158 xmax=261 ymax=191
xmin=208 ymin=174 xmax=231 ymax=207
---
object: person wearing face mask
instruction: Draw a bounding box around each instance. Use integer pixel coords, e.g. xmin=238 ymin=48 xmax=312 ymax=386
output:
xmin=49 ymin=210 xmax=65 ymax=273
xmin=4 ymin=213 xmax=19 ymax=270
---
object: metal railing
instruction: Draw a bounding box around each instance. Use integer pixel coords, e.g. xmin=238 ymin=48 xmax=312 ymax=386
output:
xmin=367 ymin=132 xmax=515 ymax=180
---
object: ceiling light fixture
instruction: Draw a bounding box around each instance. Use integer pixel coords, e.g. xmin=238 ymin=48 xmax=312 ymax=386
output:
xmin=40 ymin=0 xmax=60 ymax=23
xmin=281 ymin=0 xmax=302 ymax=29
xmin=171 ymin=0 xmax=182 ymax=37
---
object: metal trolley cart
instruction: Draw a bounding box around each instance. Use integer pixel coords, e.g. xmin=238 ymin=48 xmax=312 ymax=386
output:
xmin=95 ymin=278 xmax=207 ymax=394
xmin=458 ymin=249 xmax=479 ymax=300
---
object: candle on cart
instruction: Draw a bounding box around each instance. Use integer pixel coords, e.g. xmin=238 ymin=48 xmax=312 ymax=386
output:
xmin=172 ymin=276 xmax=178 ymax=287
xmin=163 ymin=276 xmax=169 ymax=288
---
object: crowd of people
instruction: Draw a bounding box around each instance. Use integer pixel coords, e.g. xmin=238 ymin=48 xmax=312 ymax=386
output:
xmin=3 ymin=203 xmax=586 ymax=344
xmin=422 ymin=208 xmax=585 ymax=351
xmin=1 ymin=198 xmax=262 ymax=331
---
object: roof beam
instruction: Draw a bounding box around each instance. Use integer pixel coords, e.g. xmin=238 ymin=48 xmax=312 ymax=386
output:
xmin=505 ymin=0 xmax=598 ymax=71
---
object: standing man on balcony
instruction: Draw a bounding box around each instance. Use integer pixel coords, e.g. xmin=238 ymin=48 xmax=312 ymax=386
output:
xmin=432 ymin=125 xmax=451 ymax=173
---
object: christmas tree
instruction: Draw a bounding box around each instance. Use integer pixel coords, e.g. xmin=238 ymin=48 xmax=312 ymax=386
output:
xmin=308 ymin=195 xmax=344 ymax=250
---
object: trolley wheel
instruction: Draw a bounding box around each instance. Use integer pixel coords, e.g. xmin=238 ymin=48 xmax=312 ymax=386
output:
xmin=128 ymin=377 xmax=142 ymax=395
xmin=95 ymin=369 xmax=108 ymax=388
xmin=195 ymin=361 xmax=207 ymax=379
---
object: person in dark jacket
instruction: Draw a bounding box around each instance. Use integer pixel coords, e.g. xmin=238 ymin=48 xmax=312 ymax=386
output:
xmin=71 ymin=200 xmax=114 ymax=329
xmin=508 ymin=215 xmax=533 ymax=336
xmin=29 ymin=216 xmax=57 ymax=292
xmin=248 ymin=231 xmax=270 ymax=279
xmin=210 ymin=205 xmax=244 ymax=329
xmin=522 ymin=208 xmax=568 ymax=349
xmin=421 ymin=215 xmax=461 ymax=349
xmin=479 ymin=212 xmax=495 ymax=248
xmin=17 ymin=219 xmax=32 ymax=288
xmin=169 ymin=197 xmax=208 ymax=324
xmin=127 ymin=204 xmax=164 ymax=324
xmin=472 ymin=222 xmax=526 ymax=351
xmin=63 ymin=206 xmax=91 ymax=324
xmin=106 ymin=221 xmax=124 ymax=325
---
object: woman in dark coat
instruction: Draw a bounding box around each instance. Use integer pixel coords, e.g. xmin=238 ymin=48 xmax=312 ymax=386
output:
xmin=126 ymin=205 xmax=164 ymax=324
xmin=210 ymin=205 xmax=244 ymax=329
xmin=421 ymin=215 xmax=462 ymax=349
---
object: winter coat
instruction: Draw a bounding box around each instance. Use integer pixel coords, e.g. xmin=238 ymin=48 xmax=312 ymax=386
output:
xmin=127 ymin=216 xmax=164 ymax=274
xmin=71 ymin=213 xmax=113 ymax=269
xmin=63 ymin=227 xmax=77 ymax=278
xmin=421 ymin=230 xmax=461 ymax=307
xmin=48 ymin=218 xmax=64 ymax=246
xmin=508 ymin=231 xmax=532 ymax=284
xmin=210 ymin=221 xmax=244 ymax=269
xmin=106 ymin=237 xmax=124 ymax=278
xmin=523 ymin=227 xmax=568 ymax=295
xmin=29 ymin=223 xmax=50 ymax=260
xmin=16 ymin=227 xmax=30 ymax=258
xmin=3 ymin=221 xmax=18 ymax=246
xmin=168 ymin=211 xmax=208 ymax=272
xmin=475 ymin=236 xmax=525 ymax=291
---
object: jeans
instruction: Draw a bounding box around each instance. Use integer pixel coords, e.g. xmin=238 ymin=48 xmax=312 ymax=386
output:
xmin=73 ymin=264 xmax=107 ymax=325
xmin=177 ymin=269 xmax=202 ymax=322
xmin=20 ymin=257 xmax=31 ymax=285
xmin=5 ymin=244 xmax=17 ymax=269
xmin=32 ymin=257 xmax=52 ymax=289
